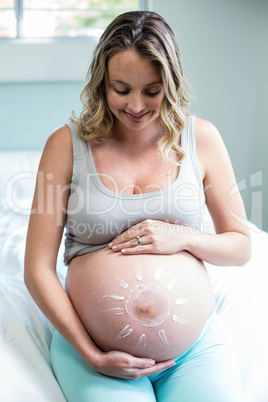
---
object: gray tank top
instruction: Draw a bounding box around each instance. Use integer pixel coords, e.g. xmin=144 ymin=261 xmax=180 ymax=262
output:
xmin=64 ymin=117 xmax=206 ymax=265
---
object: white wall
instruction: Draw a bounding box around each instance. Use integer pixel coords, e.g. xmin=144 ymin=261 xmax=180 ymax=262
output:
xmin=151 ymin=0 xmax=268 ymax=231
xmin=0 ymin=38 xmax=98 ymax=82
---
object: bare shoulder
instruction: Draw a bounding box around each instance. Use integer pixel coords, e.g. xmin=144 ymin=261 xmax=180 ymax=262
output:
xmin=195 ymin=118 xmax=222 ymax=145
xmin=39 ymin=125 xmax=73 ymax=182
xmin=195 ymin=118 xmax=229 ymax=174
xmin=44 ymin=125 xmax=72 ymax=155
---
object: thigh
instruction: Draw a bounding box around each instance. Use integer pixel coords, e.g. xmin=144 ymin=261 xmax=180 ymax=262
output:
xmin=50 ymin=331 xmax=156 ymax=402
xmin=152 ymin=314 xmax=242 ymax=402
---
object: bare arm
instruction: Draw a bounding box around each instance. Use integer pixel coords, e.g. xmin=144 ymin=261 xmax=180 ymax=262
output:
xmin=24 ymin=126 xmax=174 ymax=379
xmin=187 ymin=118 xmax=251 ymax=265
xmin=24 ymin=127 xmax=100 ymax=362
xmin=109 ymin=119 xmax=251 ymax=266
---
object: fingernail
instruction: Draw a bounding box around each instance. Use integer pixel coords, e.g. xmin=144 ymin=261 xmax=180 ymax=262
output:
xmin=108 ymin=242 xmax=113 ymax=247
xmin=112 ymin=245 xmax=118 ymax=250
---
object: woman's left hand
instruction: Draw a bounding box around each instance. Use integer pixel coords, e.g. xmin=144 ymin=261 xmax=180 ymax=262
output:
xmin=108 ymin=219 xmax=191 ymax=255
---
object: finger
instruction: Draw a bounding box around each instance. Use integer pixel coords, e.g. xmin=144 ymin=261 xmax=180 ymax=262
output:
xmin=143 ymin=359 xmax=175 ymax=372
xmin=126 ymin=220 xmax=148 ymax=234
xmin=118 ymin=225 xmax=145 ymax=242
xmin=127 ymin=359 xmax=176 ymax=380
xmin=109 ymin=223 xmax=150 ymax=247
xmin=109 ymin=239 xmax=137 ymax=251
xmin=108 ymin=233 xmax=134 ymax=248
xmin=129 ymin=357 xmax=156 ymax=369
xmin=121 ymin=245 xmax=149 ymax=254
xmin=111 ymin=235 xmax=150 ymax=251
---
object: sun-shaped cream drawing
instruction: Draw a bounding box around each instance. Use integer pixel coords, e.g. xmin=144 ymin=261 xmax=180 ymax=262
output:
xmin=103 ymin=264 xmax=189 ymax=348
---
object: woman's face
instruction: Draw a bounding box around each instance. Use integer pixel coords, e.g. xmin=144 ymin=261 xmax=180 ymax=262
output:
xmin=106 ymin=50 xmax=165 ymax=132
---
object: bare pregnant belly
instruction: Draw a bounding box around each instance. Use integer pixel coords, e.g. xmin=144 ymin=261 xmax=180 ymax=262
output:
xmin=66 ymin=249 xmax=214 ymax=361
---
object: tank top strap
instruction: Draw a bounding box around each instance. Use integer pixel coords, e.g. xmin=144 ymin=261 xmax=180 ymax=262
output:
xmin=182 ymin=116 xmax=203 ymax=187
xmin=66 ymin=120 xmax=88 ymax=194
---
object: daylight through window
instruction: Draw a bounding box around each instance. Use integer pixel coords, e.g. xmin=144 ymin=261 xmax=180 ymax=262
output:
xmin=0 ymin=0 xmax=144 ymax=39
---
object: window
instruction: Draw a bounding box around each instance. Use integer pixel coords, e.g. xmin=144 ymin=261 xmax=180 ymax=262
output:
xmin=0 ymin=0 xmax=145 ymax=39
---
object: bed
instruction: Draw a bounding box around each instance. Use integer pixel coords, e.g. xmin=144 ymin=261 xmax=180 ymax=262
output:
xmin=0 ymin=150 xmax=268 ymax=402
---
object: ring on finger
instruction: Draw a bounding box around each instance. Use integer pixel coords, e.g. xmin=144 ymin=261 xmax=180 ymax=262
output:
xmin=136 ymin=235 xmax=142 ymax=245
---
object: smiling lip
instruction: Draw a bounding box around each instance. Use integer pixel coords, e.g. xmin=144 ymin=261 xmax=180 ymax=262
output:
xmin=123 ymin=110 xmax=150 ymax=121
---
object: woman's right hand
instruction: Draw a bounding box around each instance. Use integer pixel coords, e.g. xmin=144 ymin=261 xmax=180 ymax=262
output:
xmin=93 ymin=350 xmax=175 ymax=380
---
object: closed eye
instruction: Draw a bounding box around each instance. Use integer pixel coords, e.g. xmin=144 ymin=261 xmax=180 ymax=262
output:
xmin=113 ymin=88 xmax=130 ymax=95
xmin=113 ymin=88 xmax=162 ymax=97
xmin=145 ymin=90 xmax=161 ymax=97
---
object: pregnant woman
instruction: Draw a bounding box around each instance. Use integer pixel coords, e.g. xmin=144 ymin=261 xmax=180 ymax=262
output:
xmin=24 ymin=11 xmax=250 ymax=402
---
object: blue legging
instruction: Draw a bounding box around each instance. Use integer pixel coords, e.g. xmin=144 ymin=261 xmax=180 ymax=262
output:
xmin=50 ymin=314 xmax=242 ymax=402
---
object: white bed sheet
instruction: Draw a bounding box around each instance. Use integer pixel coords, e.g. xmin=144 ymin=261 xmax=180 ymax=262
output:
xmin=0 ymin=151 xmax=268 ymax=402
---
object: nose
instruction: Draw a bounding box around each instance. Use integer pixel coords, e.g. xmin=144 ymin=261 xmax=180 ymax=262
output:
xmin=127 ymin=92 xmax=145 ymax=114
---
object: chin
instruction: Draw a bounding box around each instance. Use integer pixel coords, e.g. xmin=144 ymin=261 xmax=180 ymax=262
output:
xmin=116 ymin=112 xmax=159 ymax=131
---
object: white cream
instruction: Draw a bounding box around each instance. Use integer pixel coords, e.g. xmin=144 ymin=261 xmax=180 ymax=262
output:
xmin=135 ymin=264 xmax=142 ymax=281
xmin=173 ymin=315 xmax=187 ymax=324
xmin=103 ymin=294 xmax=124 ymax=300
xmin=174 ymin=298 xmax=190 ymax=305
xmin=153 ymin=266 xmax=163 ymax=281
xmin=125 ymin=284 xmax=170 ymax=327
xmin=159 ymin=329 xmax=169 ymax=346
xmin=116 ymin=325 xmax=133 ymax=340
xmin=136 ymin=334 xmax=147 ymax=349
xmin=116 ymin=276 xmax=129 ymax=288
xmin=167 ymin=277 xmax=177 ymax=291
xmin=106 ymin=308 xmax=124 ymax=315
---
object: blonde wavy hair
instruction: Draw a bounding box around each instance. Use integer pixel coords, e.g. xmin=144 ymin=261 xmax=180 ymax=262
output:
xmin=74 ymin=11 xmax=190 ymax=168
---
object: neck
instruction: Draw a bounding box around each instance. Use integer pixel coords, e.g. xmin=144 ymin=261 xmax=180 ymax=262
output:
xmin=111 ymin=119 xmax=164 ymax=151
